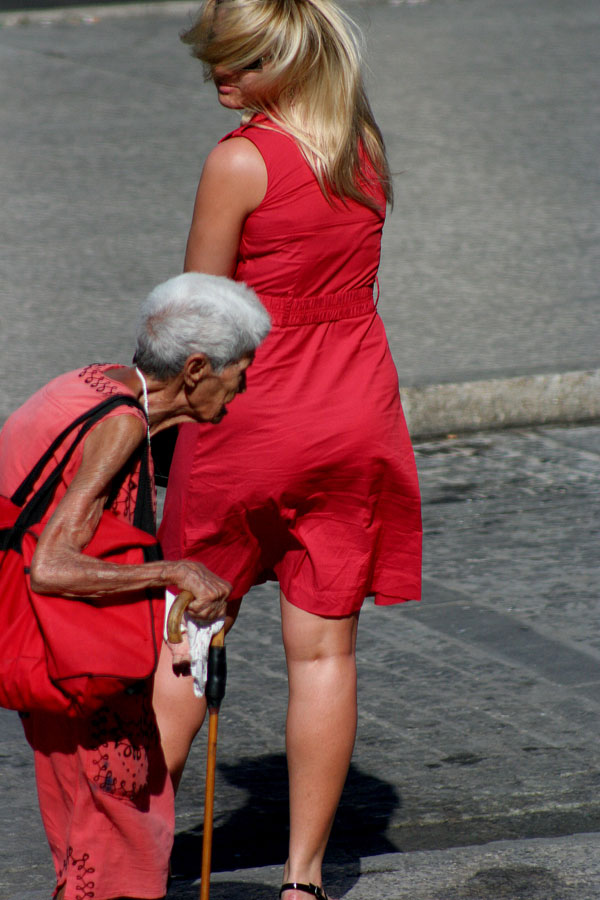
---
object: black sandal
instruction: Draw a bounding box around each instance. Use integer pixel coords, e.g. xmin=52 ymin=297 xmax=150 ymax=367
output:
xmin=279 ymin=883 xmax=329 ymax=900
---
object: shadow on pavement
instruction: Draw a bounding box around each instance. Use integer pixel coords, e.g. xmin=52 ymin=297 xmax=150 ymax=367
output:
xmin=168 ymin=881 xmax=281 ymax=900
xmin=171 ymin=754 xmax=400 ymax=895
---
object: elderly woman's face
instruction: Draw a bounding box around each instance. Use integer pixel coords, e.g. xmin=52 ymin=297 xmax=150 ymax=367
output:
xmin=189 ymin=353 xmax=253 ymax=424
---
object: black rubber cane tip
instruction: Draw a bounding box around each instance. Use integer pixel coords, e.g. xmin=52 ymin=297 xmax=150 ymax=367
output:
xmin=205 ymin=645 xmax=227 ymax=710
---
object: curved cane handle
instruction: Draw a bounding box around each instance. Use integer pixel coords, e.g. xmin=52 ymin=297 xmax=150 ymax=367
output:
xmin=166 ymin=591 xmax=227 ymax=645
xmin=167 ymin=590 xmax=193 ymax=643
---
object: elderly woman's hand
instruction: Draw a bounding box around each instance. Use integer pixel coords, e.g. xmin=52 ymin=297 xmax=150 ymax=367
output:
xmin=169 ymin=560 xmax=231 ymax=622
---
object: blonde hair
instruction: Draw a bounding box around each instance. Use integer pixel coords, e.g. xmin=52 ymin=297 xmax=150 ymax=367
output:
xmin=181 ymin=0 xmax=393 ymax=208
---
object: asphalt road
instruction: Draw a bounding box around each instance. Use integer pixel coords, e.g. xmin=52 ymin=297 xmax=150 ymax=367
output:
xmin=1 ymin=0 xmax=599 ymax=423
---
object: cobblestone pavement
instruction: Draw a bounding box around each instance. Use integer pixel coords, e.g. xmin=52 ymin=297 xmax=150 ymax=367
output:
xmin=2 ymin=423 xmax=598 ymax=899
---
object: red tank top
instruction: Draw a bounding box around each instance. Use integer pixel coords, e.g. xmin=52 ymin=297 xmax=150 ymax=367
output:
xmin=0 ymin=364 xmax=148 ymax=523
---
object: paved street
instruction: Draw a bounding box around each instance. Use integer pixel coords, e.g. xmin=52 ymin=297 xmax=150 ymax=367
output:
xmin=0 ymin=0 xmax=599 ymax=897
xmin=2 ymin=423 xmax=600 ymax=899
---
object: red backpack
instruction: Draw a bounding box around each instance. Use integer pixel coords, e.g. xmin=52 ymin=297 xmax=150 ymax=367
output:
xmin=0 ymin=395 xmax=164 ymax=716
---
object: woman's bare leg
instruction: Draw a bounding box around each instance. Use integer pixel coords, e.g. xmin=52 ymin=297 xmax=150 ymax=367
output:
xmin=152 ymin=639 xmax=207 ymax=792
xmin=280 ymin=592 xmax=359 ymax=897
xmin=153 ymin=596 xmax=242 ymax=792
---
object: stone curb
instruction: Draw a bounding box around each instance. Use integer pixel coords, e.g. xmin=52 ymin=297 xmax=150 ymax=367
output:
xmin=2 ymin=369 xmax=598 ymax=439
xmin=401 ymin=368 xmax=600 ymax=439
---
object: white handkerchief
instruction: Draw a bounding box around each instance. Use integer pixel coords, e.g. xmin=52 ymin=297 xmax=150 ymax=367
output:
xmin=164 ymin=590 xmax=225 ymax=698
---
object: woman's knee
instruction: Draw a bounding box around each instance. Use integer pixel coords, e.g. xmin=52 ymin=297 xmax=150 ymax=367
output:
xmin=280 ymin=591 xmax=359 ymax=662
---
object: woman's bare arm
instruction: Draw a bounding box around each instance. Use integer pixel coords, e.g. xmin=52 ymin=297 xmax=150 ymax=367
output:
xmin=29 ymin=414 xmax=230 ymax=622
xmin=184 ymin=136 xmax=267 ymax=276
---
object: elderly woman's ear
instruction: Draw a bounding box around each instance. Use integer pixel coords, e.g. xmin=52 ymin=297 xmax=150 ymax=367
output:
xmin=182 ymin=353 xmax=212 ymax=388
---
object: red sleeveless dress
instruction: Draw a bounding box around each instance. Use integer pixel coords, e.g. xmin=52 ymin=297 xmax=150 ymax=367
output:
xmin=160 ymin=115 xmax=422 ymax=615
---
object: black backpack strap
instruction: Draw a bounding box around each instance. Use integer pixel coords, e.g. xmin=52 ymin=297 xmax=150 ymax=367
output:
xmin=137 ymin=440 xmax=162 ymax=561
xmin=10 ymin=395 xmax=148 ymax=541
xmin=133 ymin=434 xmax=157 ymax=537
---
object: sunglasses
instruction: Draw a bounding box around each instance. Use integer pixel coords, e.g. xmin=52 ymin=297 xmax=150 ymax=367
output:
xmin=241 ymin=57 xmax=263 ymax=71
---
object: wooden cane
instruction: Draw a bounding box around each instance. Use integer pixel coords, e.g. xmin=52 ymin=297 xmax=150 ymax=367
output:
xmin=200 ymin=625 xmax=226 ymax=900
xmin=165 ymin=591 xmax=227 ymax=900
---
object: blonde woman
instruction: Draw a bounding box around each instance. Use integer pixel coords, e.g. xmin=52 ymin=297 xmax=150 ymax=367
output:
xmin=155 ymin=1 xmax=422 ymax=897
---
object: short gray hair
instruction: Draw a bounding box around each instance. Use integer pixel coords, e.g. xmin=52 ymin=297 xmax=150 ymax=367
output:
xmin=134 ymin=273 xmax=271 ymax=378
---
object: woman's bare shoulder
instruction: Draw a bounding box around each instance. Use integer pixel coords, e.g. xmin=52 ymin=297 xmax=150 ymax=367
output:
xmin=197 ymin=136 xmax=267 ymax=218
xmin=205 ymin=136 xmax=267 ymax=181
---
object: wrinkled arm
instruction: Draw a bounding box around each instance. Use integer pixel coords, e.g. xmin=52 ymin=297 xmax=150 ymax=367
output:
xmin=184 ymin=136 xmax=267 ymax=276
xmin=30 ymin=415 xmax=230 ymax=622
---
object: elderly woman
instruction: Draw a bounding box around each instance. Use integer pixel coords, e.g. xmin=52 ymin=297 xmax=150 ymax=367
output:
xmin=0 ymin=272 xmax=270 ymax=900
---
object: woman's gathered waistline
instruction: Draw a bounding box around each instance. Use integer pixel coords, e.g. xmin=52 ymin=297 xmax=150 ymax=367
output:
xmin=257 ymin=287 xmax=377 ymax=326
